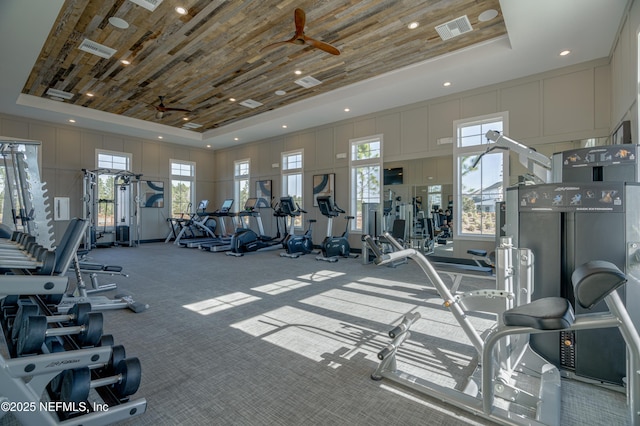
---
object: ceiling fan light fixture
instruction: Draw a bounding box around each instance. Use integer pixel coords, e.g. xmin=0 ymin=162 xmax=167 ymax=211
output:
xmin=155 ymin=111 xmax=164 ymax=119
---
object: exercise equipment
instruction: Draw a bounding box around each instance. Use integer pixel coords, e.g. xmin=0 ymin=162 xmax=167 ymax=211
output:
xmin=171 ymin=200 xmax=218 ymax=247
xmin=0 ymin=139 xmax=54 ymax=249
xmin=227 ymin=198 xmax=286 ymax=256
xmin=315 ymin=195 xmax=357 ymax=262
xmin=16 ymin=309 xmax=103 ymax=356
xmin=60 ymin=356 xmax=142 ymax=404
xmin=82 ymin=168 xmax=142 ymax=248
xmin=365 ymin=232 xmax=640 ymax=426
xmin=279 ymin=196 xmax=315 ymax=258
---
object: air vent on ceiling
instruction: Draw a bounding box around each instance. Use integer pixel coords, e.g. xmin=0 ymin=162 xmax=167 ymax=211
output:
xmin=295 ymin=76 xmax=322 ymax=88
xmin=435 ymin=15 xmax=473 ymax=41
xmin=45 ymin=88 xmax=74 ymax=100
xmin=128 ymin=0 xmax=163 ymax=12
xmin=78 ymin=39 xmax=117 ymax=59
xmin=239 ymin=99 xmax=263 ymax=109
xmin=182 ymin=122 xmax=203 ymax=129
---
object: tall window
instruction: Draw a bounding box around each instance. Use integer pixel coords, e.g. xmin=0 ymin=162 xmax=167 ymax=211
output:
xmin=350 ymin=136 xmax=382 ymax=232
xmin=234 ymin=159 xmax=250 ymax=211
xmin=170 ymin=160 xmax=195 ymax=217
xmin=282 ymin=150 xmax=303 ymax=227
xmin=427 ymin=185 xmax=442 ymax=213
xmin=96 ymin=150 xmax=131 ymax=228
xmin=453 ymin=113 xmax=508 ymax=239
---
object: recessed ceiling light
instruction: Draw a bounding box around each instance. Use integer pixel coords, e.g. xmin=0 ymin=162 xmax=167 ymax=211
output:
xmin=229 ymin=98 xmax=236 ymax=102
xmin=108 ymin=17 xmax=129 ymax=29
xmin=443 ymin=81 xmax=452 ymax=87
xmin=206 ymin=144 xmax=211 ymax=148
xmin=344 ymin=108 xmax=350 ymax=112
xmin=158 ymin=136 xmax=163 ymax=139
xmin=86 ymin=93 xmax=94 ymax=97
xmin=408 ymin=22 xmax=419 ymax=30
xmin=120 ymin=59 xmax=130 ymax=65
xmin=234 ymin=137 xmax=239 ymax=141
xmin=560 ymin=50 xmax=571 ymax=56
xmin=282 ymin=125 xmax=288 ymax=128
xmin=275 ymin=90 xmax=286 ymax=96
xmin=175 ymin=6 xmax=188 ymax=15
xmin=68 ymin=119 xmax=76 ymax=123
xmin=294 ymin=70 xmax=302 ymax=75
xmin=478 ymin=9 xmax=498 ymax=22
xmin=182 ymin=117 xmax=189 ymax=121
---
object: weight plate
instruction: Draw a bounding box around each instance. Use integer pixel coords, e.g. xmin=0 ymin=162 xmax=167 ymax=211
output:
xmin=99 ymin=334 xmax=115 ymax=347
xmin=109 ymin=345 xmax=126 ymax=374
xmin=76 ymin=312 xmax=103 ymax=347
xmin=69 ymin=302 xmax=91 ymax=326
xmin=11 ymin=304 xmax=39 ymax=341
xmin=38 ymin=251 xmax=56 ymax=275
xmin=17 ymin=315 xmax=47 ymax=356
xmin=113 ymin=357 xmax=142 ymax=398
xmin=47 ymin=340 xmax=66 ymax=397
xmin=60 ymin=367 xmax=91 ymax=404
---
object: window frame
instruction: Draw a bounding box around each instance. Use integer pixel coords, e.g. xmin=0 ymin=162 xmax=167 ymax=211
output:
xmin=349 ymin=135 xmax=383 ymax=233
xmin=281 ymin=150 xmax=304 ymax=228
xmin=95 ymin=150 xmax=132 ymax=229
xmin=234 ymin=158 xmax=250 ymax=212
xmin=170 ymin=159 xmax=196 ymax=217
xmin=453 ymin=112 xmax=509 ymax=241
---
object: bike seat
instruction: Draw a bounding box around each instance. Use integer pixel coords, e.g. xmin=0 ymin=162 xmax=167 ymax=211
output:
xmin=308 ymin=219 xmax=317 ymax=223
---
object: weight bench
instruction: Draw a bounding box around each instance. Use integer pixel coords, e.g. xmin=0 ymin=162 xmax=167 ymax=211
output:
xmin=72 ymin=257 xmax=129 ymax=294
xmin=54 ymin=222 xmax=148 ymax=314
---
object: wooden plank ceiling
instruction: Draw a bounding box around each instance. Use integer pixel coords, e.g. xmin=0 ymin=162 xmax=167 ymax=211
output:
xmin=23 ymin=0 xmax=506 ymax=133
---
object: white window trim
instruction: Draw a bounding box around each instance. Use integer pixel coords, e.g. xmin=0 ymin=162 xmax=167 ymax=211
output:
xmin=234 ymin=158 xmax=251 ymax=212
xmin=170 ymin=159 xmax=196 ymax=215
xmin=349 ymin=134 xmax=383 ymax=233
xmin=281 ymin=149 xmax=304 ymax=228
xmin=453 ymin=112 xmax=509 ymax=241
xmin=96 ymin=149 xmax=131 ymax=171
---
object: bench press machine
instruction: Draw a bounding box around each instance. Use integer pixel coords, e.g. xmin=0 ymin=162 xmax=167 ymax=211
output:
xmin=365 ymin=232 xmax=640 ymax=425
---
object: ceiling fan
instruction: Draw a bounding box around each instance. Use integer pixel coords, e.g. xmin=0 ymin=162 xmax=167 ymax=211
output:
xmin=154 ymin=96 xmax=191 ymax=119
xmin=261 ymin=8 xmax=340 ymax=56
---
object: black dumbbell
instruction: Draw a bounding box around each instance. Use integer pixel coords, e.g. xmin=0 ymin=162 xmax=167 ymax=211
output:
xmin=12 ymin=303 xmax=92 ymax=342
xmin=48 ymin=343 xmax=127 ymax=397
xmin=16 ymin=309 xmax=103 ymax=356
xmin=60 ymin=356 xmax=142 ymax=404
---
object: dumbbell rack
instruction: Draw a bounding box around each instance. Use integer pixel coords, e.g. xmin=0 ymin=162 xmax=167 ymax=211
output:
xmin=1 ymin=293 xmax=147 ymax=424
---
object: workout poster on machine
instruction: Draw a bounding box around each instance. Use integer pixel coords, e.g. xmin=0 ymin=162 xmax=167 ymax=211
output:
xmin=518 ymin=182 xmax=624 ymax=212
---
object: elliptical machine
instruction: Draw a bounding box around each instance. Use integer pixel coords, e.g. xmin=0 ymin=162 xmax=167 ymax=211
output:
xmin=279 ymin=196 xmax=315 ymax=258
xmin=315 ymin=195 xmax=357 ymax=262
xmin=227 ymin=198 xmax=285 ymax=256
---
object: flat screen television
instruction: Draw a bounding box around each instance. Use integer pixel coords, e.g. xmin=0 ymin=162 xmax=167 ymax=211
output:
xmin=384 ymin=167 xmax=403 ymax=185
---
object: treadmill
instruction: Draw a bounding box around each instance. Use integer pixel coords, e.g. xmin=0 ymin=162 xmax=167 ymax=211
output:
xmin=200 ymin=199 xmax=237 ymax=252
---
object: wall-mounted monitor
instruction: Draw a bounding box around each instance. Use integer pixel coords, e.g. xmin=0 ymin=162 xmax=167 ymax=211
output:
xmin=383 ymin=167 xmax=403 ymax=185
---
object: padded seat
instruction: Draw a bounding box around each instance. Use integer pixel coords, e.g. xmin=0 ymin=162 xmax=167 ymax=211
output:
xmin=503 ymin=297 xmax=575 ymax=330
xmin=467 ymin=249 xmax=487 ymax=257
xmin=571 ymin=260 xmax=627 ymax=309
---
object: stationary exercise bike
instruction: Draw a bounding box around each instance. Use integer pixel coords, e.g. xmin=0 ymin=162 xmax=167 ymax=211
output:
xmin=279 ymin=196 xmax=315 ymax=258
xmin=315 ymin=195 xmax=357 ymax=262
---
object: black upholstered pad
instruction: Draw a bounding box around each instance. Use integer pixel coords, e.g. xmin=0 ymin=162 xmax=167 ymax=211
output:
xmin=467 ymin=249 xmax=487 ymax=257
xmin=571 ymin=260 xmax=627 ymax=309
xmin=503 ymin=297 xmax=575 ymax=330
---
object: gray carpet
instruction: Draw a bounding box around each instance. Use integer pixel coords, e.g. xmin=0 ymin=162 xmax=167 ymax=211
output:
xmin=1 ymin=242 xmax=630 ymax=425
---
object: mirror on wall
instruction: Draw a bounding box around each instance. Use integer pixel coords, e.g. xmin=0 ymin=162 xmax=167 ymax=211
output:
xmin=380 ymin=155 xmax=455 ymax=256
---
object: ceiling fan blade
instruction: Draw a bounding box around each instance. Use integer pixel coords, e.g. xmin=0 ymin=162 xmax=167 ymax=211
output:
xmin=164 ymin=108 xmax=191 ymax=112
xmin=260 ymin=39 xmax=296 ymax=53
xmin=294 ymin=8 xmax=306 ymax=36
xmin=304 ymin=36 xmax=340 ymax=55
